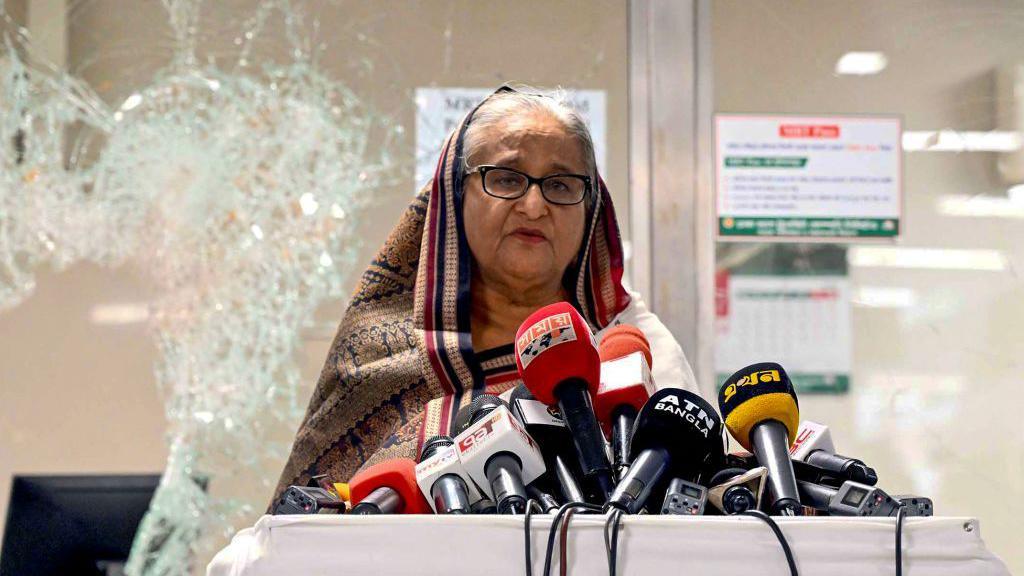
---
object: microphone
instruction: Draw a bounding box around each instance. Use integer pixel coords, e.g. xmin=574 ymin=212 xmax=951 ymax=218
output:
xmin=595 ymin=324 xmax=654 ymax=482
xmin=508 ymin=384 xmax=586 ymax=504
xmin=527 ymin=485 xmax=560 ymax=513
xmin=797 ymin=479 xmax=900 ymax=517
xmin=453 ymin=394 xmax=546 ymax=514
xmin=718 ymin=362 xmax=802 ymax=516
xmin=790 ymin=421 xmax=878 ymax=486
xmin=349 ymin=458 xmax=432 ymax=514
xmin=706 ymin=466 xmax=767 ymax=515
xmin=415 ymin=435 xmax=481 ymax=514
xmin=515 ymin=302 xmax=614 ymax=501
xmin=607 ymin=388 xmax=723 ymax=514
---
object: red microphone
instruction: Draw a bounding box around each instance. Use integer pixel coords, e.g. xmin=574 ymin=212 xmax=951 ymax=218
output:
xmin=349 ymin=458 xmax=433 ymax=514
xmin=595 ymin=324 xmax=653 ymax=481
xmin=515 ymin=302 xmax=613 ymax=501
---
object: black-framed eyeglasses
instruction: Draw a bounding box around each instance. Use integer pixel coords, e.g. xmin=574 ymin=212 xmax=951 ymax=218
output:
xmin=466 ymin=165 xmax=590 ymax=206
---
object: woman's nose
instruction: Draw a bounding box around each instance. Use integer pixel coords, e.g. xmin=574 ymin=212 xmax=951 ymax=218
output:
xmin=515 ymin=183 xmax=549 ymax=218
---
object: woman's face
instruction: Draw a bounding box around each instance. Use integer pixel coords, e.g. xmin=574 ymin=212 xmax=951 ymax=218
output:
xmin=462 ymin=111 xmax=588 ymax=296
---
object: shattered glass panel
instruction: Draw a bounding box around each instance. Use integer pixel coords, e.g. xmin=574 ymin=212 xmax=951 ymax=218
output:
xmin=1 ymin=1 xmax=627 ymax=573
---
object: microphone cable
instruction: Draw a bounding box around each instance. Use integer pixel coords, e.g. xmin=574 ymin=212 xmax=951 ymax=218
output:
xmin=558 ymin=507 xmax=581 ymax=576
xmin=524 ymin=499 xmax=545 ymax=576
xmin=542 ymin=501 xmax=604 ymax=576
xmin=895 ymin=503 xmax=907 ymax=576
xmin=602 ymin=507 xmax=625 ymax=576
xmin=740 ymin=509 xmax=799 ymax=576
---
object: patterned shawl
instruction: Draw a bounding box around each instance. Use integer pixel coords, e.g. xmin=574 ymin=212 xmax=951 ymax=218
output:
xmin=271 ymin=86 xmax=630 ymax=504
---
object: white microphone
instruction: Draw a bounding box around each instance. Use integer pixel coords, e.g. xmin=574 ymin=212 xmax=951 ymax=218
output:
xmin=453 ymin=395 xmax=546 ymax=514
xmin=790 ymin=421 xmax=878 ymax=485
xmin=415 ymin=435 xmax=483 ymax=514
xmin=788 ymin=420 xmax=835 ymax=460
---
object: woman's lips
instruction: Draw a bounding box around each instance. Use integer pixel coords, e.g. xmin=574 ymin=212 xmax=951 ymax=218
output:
xmin=509 ymin=227 xmax=548 ymax=244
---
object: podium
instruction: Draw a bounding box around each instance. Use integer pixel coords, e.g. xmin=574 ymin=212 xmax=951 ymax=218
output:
xmin=208 ymin=514 xmax=1009 ymax=575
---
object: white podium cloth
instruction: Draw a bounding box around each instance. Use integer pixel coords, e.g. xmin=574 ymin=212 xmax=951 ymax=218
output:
xmin=208 ymin=514 xmax=1009 ymax=576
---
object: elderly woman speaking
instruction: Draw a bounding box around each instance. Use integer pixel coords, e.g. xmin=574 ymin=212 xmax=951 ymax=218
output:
xmin=271 ymin=86 xmax=698 ymax=502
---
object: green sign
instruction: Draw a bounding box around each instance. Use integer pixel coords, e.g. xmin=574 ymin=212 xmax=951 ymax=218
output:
xmin=719 ymin=216 xmax=899 ymax=238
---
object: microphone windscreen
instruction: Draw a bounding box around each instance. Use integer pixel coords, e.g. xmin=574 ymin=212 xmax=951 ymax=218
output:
xmin=469 ymin=394 xmax=508 ymax=423
xmin=420 ymin=435 xmax=455 ymax=462
xmin=594 ymin=352 xmax=651 ymax=430
xmin=453 ymin=403 xmax=476 ymax=435
xmin=598 ymin=324 xmax=652 ymax=368
xmin=349 ymin=458 xmax=432 ymax=514
xmin=718 ymin=362 xmax=799 ymax=451
xmin=630 ymin=388 xmax=723 ymax=476
xmin=514 ymin=302 xmax=600 ymax=405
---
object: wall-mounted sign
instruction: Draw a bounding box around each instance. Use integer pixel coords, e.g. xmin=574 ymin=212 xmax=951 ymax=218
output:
xmin=715 ymin=114 xmax=902 ymax=239
xmin=415 ymin=88 xmax=607 ymax=192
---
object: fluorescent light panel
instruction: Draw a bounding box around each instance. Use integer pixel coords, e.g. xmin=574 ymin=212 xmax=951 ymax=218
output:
xmin=835 ymin=51 xmax=888 ymax=76
xmin=852 ymin=286 xmax=917 ymax=308
xmin=902 ymin=130 xmax=1021 ymax=152
xmin=849 ymin=247 xmax=1008 ymax=271
xmin=1008 ymin=184 xmax=1024 ymax=203
xmin=938 ymin=195 xmax=1024 ymax=218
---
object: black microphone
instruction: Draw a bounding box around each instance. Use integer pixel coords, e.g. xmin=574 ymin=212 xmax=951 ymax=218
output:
xmin=509 ymin=384 xmax=587 ymax=504
xmin=707 ymin=466 xmax=767 ymax=515
xmin=789 ymin=421 xmax=878 ymax=485
xmin=607 ymin=388 xmax=723 ymax=514
xmin=730 ymin=452 xmax=873 ymax=490
xmin=718 ymin=362 xmax=802 ymax=515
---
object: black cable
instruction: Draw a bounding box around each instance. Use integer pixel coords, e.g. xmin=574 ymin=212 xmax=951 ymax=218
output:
xmin=524 ymin=499 xmax=544 ymax=576
xmin=606 ymin=508 xmax=624 ymax=576
xmin=543 ymin=502 xmax=603 ymax=576
xmin=740 ymin=510 xmax=798 ymax=576
xmin=895 ymin=503 xmax=907 ymax=576
xmin=602 ymin=510 xmax=615 ymax=569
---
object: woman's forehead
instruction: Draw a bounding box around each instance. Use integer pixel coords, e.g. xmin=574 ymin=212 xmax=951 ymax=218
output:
xmin=475 ymin=113 xmax=586 ymax=170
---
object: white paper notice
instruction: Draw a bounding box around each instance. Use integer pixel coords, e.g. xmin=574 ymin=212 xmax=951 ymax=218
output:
xmin=715 ymin=114 xmax=902 ymax=239
xmin=415 ymin=87 xmax=607 ymax=192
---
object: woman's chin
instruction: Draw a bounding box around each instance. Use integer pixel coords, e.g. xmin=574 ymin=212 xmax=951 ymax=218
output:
xmin=492 ymin=260 xmax=558 ymax=290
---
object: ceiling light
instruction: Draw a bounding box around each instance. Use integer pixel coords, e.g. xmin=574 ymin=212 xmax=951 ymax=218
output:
xmin=937 ymin=195 xmax=1024 ymax=218
xmin=852 ymin=286 xmax=916 ymax=308
xmin=1008 ymin=184 xmax=1024 ymax=203
xmin=835 ymin=52 xmax=888 ymax=76
xmin=902 ymin=130 xmax=1021 ymax=152
xmin=849 ymin=247 xmax=1007 ymax=271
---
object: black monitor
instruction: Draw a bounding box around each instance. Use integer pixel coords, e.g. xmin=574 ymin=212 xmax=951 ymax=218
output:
xmin=1 ymin=474 xmax=161 ymax=576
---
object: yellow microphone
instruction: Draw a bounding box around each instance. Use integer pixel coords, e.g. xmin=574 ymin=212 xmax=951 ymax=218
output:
xmin=718 ymin=362 xmax=802 ymax=515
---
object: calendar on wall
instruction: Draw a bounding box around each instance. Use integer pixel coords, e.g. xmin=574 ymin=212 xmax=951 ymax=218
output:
xmin=714 ymin=270 xmax=851 ymax=394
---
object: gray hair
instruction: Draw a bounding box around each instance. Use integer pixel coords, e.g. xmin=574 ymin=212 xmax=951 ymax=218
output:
xmin=461 ymin=86 xmax=598 ymax=181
